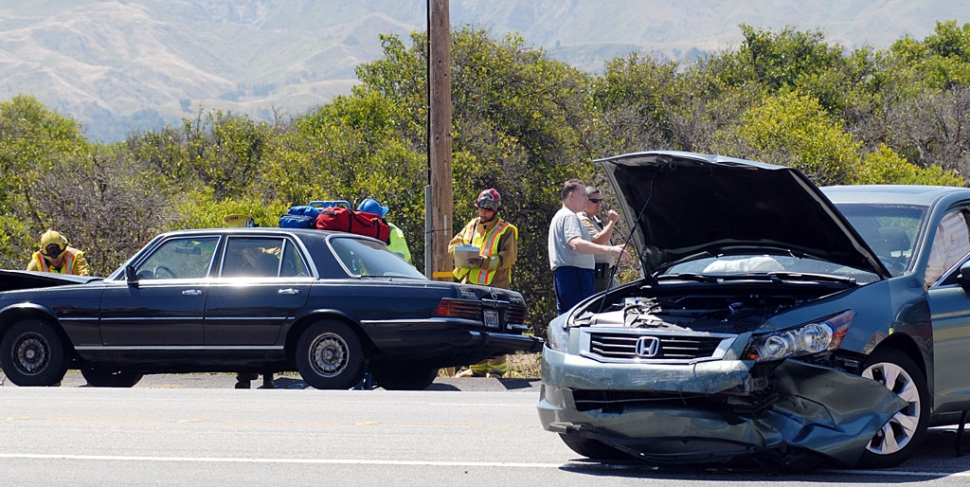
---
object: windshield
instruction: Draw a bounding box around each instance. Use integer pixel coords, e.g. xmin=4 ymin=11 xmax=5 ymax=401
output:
xmin=834 ymin=203 xmax=925 ymax=277
xmin=328 ymin=237 xmax=425 ymax=279
xmin=663 ymin=203 xmax=926 ymax=282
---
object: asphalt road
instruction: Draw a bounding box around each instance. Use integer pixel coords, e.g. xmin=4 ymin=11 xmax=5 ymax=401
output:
xmin=1 ymin=372 xmax=970 ymax=487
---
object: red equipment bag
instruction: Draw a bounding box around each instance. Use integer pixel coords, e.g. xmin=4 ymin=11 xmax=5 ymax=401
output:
xmin=315 ymin=207 xmax=390 ymax=243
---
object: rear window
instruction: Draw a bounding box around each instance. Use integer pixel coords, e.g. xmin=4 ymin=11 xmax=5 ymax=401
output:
xmin=328 ymin=237 xmax=425 ymax=279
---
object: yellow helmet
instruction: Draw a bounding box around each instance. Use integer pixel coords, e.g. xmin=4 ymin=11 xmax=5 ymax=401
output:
xmin=40 ymin=230 xmax=68 ymax=259
xmin=223 ymin=214 xmax=255 ymax=228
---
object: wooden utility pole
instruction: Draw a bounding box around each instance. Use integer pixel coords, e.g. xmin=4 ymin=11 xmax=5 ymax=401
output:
xmin=426 ymin=0 xmax=454 ymax=281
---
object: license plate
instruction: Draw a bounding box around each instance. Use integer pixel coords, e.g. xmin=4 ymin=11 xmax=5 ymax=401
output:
xmin=484 ymin=309 xmax=499 ymax=329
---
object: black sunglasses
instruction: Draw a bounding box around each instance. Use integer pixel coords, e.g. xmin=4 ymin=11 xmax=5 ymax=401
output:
xmin=588 ymin=198 xmax=603 ymax=203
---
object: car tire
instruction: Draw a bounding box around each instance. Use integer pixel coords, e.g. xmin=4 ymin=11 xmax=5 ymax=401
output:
xmin=296 ymin=321 xmax=365 ymax=390
xmin=373 ymin=364 xmax=438 ymax=391
xmin=81 ymin=367 xmax=144 ymax=388
xmin=0 ymin=319 xmax=69 ymax=387
xmin=559 ymin=434 xmax=630 ymax=460
xmin=856 ymin=348 xmax=930 ymax=469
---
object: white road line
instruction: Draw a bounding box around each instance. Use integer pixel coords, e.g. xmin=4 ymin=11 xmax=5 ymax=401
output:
xmin=0 ymin=454 xmax=563 ymax=468
xmin=0 ymin=453 xmax=968 ymax=477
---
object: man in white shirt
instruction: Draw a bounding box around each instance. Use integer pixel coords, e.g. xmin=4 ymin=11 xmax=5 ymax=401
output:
xmin=548 ymin=179 xmax=628 ymax=315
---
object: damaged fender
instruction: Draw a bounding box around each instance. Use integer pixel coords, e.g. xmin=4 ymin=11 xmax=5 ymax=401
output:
xmin=540 ymin=353 xmax=907 ymax=467
xmin=755 ymin=360 xmax=908 ymax=466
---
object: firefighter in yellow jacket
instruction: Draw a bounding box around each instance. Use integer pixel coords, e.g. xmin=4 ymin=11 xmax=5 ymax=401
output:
xmin=448 ymin=188 xmax=518 ymax=377
xmin=27 ymin=230 xmax=90 ymax=276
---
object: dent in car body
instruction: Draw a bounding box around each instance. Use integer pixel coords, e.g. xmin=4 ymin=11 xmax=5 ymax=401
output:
xmin=540 ymin=355 xmax=906 ymax=466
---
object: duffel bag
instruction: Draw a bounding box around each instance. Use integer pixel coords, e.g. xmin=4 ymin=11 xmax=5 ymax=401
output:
xmin=279 ymin=214 xmax=316 ymax=228
xmin=287 ymin=200 xmax=351 ymax=220
xmin=316 ymin=207 xmax=390 ymax=243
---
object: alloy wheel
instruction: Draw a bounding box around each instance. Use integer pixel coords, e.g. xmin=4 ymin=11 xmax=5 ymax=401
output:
xmin=309 ymin=332 xmax=348 ymax=377
xmin=861 ymin=361 xmax=921 ymax=455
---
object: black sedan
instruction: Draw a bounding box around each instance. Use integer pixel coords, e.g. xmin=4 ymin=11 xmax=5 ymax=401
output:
xmin=0 ymin=228 xmax=540 ymax=389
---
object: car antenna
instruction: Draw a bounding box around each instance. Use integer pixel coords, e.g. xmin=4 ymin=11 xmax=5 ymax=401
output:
xmin=596 ymin=171 xmax=657 ymax=314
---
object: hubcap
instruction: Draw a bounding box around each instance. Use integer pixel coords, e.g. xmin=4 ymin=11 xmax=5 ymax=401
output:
xmin=309 ymin=332 xmax=348 ymax=377
xmin=862 ymin=361 xmax=921 ymax=455
xmin=14 ymin=334 xmax=49 ymax=375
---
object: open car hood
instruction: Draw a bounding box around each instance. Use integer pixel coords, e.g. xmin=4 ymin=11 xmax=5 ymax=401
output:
xmin=597 ymin=151 xmax=890 ymax=278
xmin=0 ymin=269 xmax=100 ymax=292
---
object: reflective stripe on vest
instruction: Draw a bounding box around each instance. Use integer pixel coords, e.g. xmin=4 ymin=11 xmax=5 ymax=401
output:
xmin=34 ymin=249 xmax=78 ymax=274
xmin=453 ymin=220 xmax=513 ymax=286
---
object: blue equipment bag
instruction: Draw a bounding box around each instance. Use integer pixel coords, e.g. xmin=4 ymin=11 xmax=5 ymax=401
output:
xmin=279 ymin=200 xmax=351 ymax=228
xmin=278 ymin=214 xmax=315 ymax=228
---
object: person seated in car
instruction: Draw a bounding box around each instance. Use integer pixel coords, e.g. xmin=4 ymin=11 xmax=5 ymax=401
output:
xmin=223 ymin=214 xmax=277 ymax=390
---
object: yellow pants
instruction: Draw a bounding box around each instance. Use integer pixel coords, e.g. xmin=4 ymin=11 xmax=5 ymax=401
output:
xmin=468 ymin=355 xmax=507 ymax=377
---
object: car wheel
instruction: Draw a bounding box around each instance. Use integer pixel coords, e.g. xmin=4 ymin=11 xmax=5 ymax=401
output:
xmin=0 ymin=319 xmax=69 ymax=387
xmin=296 ymin=321 xmax=365 ymax=389
xmin=856 ymin=348 xmax=930 ymax=469
xmin=559 ymin=434 xmax=630 ymax=460
xmin=81 ymin=367 xmax=144 ymax=388
xmin=373 ymin=364 xmax=439 ymax=391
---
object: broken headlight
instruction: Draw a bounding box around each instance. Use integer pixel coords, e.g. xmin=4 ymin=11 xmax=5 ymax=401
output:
xmin=743 ymin=310 xmax=854 ymax=362
xmin=545 ymin=315 xmax=570 ymax=352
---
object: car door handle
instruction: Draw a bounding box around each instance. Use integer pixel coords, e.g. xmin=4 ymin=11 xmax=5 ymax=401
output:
xmin=182 ymin=289 xmax=204 ymax=296
xmin=278 ymin=288 xmax=301 ymax=295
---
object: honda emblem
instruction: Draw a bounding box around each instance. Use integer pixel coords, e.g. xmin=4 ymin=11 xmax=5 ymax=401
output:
xmin=635 ymin=337 xmax=661 ymax=358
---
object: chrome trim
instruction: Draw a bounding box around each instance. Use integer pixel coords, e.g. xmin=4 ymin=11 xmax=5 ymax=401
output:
xmin=100 ymin=316 xmax=205 ymax=321
xmin=579 ymin=328 xmax=738 ymax=365
xmin=360 ymin=318 xmax=480 ymax=326
xmin=507 ymin=323 xmax=529 ymax=332
xmin=203 ymin=316 xmax=290 ymax=321
xmin=74 ymin=345 xmax=284 ymax=351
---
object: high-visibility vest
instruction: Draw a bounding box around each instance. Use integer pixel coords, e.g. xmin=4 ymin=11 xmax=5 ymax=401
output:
xmin=386 ymin=223 xmax=411 ymax=263
xmin=453 ymin=219 xmax=516 ymax=286
xmin=32 ymin=248 xmax=83 ymax=275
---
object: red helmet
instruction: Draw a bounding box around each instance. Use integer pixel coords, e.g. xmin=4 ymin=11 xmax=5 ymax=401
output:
xmin=475 ymin=188 xmax=501 ymax=210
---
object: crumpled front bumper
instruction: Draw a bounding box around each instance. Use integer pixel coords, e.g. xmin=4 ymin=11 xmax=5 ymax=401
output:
xmin=538 ymin=347 xmax=907 ymax=467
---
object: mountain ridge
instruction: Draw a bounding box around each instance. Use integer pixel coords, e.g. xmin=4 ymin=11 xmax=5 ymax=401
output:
xmin=0 ymin=0 xmax=962 ymax=141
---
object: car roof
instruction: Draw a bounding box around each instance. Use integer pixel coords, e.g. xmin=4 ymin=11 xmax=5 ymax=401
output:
xmin=822 ymin=185 xmax=970 ymax=207
xmin=156 ymin=227 xmax=346 ymax=237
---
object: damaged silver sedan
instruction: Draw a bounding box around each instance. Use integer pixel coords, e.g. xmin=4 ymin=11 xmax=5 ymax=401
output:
xmin=539 ymin=151 xmax=970 ymax=468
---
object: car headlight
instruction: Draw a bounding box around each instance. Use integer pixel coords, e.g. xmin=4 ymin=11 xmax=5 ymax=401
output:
xmin=545 ymin=315 xmax=570 ymax=352
xmin=743 ymin=310 xmax=854 ymax=362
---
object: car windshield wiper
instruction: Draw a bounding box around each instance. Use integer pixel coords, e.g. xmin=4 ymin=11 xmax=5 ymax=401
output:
xmin=656 ymin=273 xmax=719 ymax=283
xmin=765 ymin=271 xmax=856 ymax=285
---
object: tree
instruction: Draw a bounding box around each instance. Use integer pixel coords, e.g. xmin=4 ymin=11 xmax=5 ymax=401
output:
xmin=0 ymin=95 xmax=89 ymax=268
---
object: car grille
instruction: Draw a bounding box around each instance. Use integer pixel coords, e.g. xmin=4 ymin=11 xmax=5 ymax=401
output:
xmin=570 ymin=389 xmax=777 ymax=414
xmin=582 ymin=331 xmax=734 ymax=363
xmin=571 ymin=390 xmax=716 ymax=412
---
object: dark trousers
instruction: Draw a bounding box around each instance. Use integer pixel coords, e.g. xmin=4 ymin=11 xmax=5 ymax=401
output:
xmin=554 ymin=266 xmax=595 ymax=315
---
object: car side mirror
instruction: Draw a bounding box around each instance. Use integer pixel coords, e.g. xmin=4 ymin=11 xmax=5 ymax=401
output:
xmin=957 ymin=262 xmax=970 ymax=288
xmin=125 ymin=265 xmax=140 ymax=288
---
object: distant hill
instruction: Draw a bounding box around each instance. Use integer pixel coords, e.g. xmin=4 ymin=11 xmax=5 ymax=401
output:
xmin=0 ymin=0 xmax=961 ymax=142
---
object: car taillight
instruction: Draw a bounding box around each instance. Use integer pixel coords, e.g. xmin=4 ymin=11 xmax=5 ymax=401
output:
xmin=432 ymin=298 xmax=482 ymax=320
xmin=506 ymin=306 xmax=527 ymax=324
